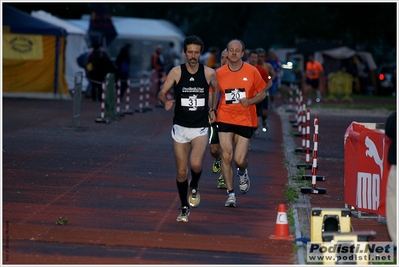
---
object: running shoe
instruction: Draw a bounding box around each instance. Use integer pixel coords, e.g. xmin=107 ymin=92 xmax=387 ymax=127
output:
xmin=262 ymin=120 xmax=268 ymax=132
xmin=212 ymin=159 xmax=221 ymax=173
xmin=217 ymin=174 xmax=226 ymax=189
xmin=225 ymin=193 xmax=236 ymax=207
xmin=189 ymin=187 xmax=200 ymax=208
xmin=316 ymin=91 xmax=322 ymax=103
xmin=238 ymin=168 xmax=250 ymax=194
xmin=176 ymin=206 xmax=190 ymax=222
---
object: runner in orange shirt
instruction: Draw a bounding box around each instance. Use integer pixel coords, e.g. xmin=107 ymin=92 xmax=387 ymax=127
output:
xmin=216 ymin=39 xmax=267 ymax=207
xmin=305 ymin=54 xmax=324 ymax=105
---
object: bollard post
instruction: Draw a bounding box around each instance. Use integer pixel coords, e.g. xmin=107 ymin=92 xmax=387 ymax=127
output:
xmin=115 ymin=79 xmax=124 ymax=116
xmin=72 ymin=71 xmax=83 ymax=128
xmin=124 ymin=78 xmax=134 ymax=114
xmin=301 ymin=115 xmax=326 ymax=186
xmin=144 ymin=75 xmax=153 ymax=111
xmin=297 ymin=109 xmax=314 ymax=168
xmin=95 ymin=80 xmax=110 ymax=124
xmin=135 ymin=77 xmax=146 ymax=113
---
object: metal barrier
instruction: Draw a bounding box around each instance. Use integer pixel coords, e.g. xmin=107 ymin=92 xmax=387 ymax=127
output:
xmin=72 ymin=71 xmax=83 ymax=128
xmin=135 ymin=72 xmax=153 ymax=113
xmin=124 ymin=79 xmax=133 ymax=114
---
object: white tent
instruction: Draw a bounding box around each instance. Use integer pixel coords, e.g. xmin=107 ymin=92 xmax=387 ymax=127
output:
xmin=66 ymin=15 xmax=186 ymax=80
xmin=31 ymin=10 xmax=89 ymax=91
xmin=314 ymin=46 xmax=377 ymax=71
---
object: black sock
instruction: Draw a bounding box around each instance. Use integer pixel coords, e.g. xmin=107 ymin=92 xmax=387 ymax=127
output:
xmin=176 ymin=180 xmax=189 ymax=207
xmin=227 ymin=189 xmax=235 ymax=195
xmin=189 ymin=169 xmax=202 ymax=189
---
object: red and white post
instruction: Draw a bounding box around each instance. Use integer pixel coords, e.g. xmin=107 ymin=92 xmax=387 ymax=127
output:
xmin=124 ymin=78 xmax=133 ymax=114
xmin=95 ymin=80 xmax=109 ymax=124
xmin=297 ymin=108 xmax=313 ymax=168
xmin=135 ymin=77 xmax=145 ymax=113
xmin=115 ymin=79 xmax=122 ymax=116
xmin=144 ymin=76 xmax=153 ymax=111
xmin=301 ymin=115 xmax=326 ymax=189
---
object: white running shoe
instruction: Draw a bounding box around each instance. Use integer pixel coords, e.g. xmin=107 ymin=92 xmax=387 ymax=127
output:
xmin=238 ymin=168 xmax=250 ymax=194
xmin=225 ymin=193 xmax=236 ymax=207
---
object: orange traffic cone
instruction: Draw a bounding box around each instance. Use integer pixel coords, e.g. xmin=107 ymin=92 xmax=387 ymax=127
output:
xmin=269 ymin=204 xmax=295 ymax=240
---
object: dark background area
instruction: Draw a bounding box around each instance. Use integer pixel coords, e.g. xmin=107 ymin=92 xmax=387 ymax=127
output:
xmin=6 ymin=2 xmax=397 ymax=66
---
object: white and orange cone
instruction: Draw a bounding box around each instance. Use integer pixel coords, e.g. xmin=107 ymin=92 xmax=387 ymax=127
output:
xmin=269 ymin=204 xmax=295 ymax=240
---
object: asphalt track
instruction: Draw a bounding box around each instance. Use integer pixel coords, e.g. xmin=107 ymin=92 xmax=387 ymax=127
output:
xmin=2 ymin=94 xmax=294 ymax=265
xmin=2 ymin=90 xmax=395 ymax=265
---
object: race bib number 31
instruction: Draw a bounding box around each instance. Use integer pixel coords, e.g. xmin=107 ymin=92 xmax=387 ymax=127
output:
xmin=181 ymin=95 xmax=205 ymax=111
xmin=225 ymin=88 xmax=246 ymax=104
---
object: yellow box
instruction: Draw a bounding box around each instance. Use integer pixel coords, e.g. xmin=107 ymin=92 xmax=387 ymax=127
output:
xmin=310 ymin=207 xmax=351 ymax=243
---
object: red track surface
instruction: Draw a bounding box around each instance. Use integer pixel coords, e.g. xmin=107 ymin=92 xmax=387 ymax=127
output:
xmin=2 ymin=95 xmax=295 ymax=264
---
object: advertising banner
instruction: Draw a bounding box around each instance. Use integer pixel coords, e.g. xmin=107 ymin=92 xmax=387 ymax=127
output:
xmin=344 ymin=122 xmax=391 ymax=217
xmin=3 ymin=33 xmax=43 ymax=60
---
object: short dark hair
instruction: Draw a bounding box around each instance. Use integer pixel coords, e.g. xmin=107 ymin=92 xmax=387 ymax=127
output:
xmin=183 ymin=35 xmax=204 ymax=53
xmin=249 ymin=50 xmax=258 ymax=57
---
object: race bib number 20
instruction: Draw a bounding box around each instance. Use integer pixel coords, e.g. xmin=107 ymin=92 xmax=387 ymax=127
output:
xmin=225 ymin=88 xmax=246 ymax=104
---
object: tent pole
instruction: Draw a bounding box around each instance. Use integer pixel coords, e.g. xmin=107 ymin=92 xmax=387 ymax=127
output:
xmin=54 ymin=35 xmax=60 ymax=95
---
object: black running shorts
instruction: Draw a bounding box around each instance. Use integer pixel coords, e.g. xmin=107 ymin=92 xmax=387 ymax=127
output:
xmin=216 ymin=122 xmax=254 ymax=139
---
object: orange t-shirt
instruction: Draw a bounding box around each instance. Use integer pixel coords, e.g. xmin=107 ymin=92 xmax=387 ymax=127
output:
xmin=306 ymin=60 xmax=323 ymax=79
xmin=216 ymin=62 xmax=266 ymax=127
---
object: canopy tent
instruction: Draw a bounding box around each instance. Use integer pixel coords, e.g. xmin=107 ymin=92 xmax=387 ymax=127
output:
xmin=3 ymin=4 xmax=69 ymax=99
xmin=314 ymin=46 xmax=377 ymax=72
xmin=31 ymin=10 xmax=90 ymax=91
xmin=275 ymin=44 xmax=378 ymax=94
xmin=67 ymin=15 xmax=185 ymax=79
xmin=314 ymin=46 xmax=378 ymax=90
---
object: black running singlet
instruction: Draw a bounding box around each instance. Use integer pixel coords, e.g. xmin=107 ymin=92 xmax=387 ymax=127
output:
xmin=173 ymin=63 xmax=210 ymax=127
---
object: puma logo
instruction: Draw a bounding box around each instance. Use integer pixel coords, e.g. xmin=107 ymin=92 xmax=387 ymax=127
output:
xmin=365 ymin=136 xmax=384 ymax=177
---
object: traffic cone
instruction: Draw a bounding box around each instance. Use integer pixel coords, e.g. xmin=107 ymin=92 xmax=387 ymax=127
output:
xmin=269 ymin=204 xmax=295 ymax=240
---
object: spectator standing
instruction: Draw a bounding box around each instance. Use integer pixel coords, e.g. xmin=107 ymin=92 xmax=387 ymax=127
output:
xmin=157 ymin=35 xmax=219 ymax=223
xmin=164 ymin=41 xmax=181 ymax=74
xmin=115 ymin=44 xmax=131 ymax=98
xmin=151 ymin=44 xmax=165 ymax=98
xmin=86 ymin=42 xmax=115 ymax=102
xmin=280 ymin=52 xmax=298 ymax=104
xmin=216 ymin=39 xmax=267 ymax=207
xmin=305 ymin=54 xmax=324 ymax=105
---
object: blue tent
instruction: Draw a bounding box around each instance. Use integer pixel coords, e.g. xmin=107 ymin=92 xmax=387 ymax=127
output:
xmin=3 ymin=4 xmax=69 ymax=98
xmin=3 ymin=4 xmax=67 ymax=37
